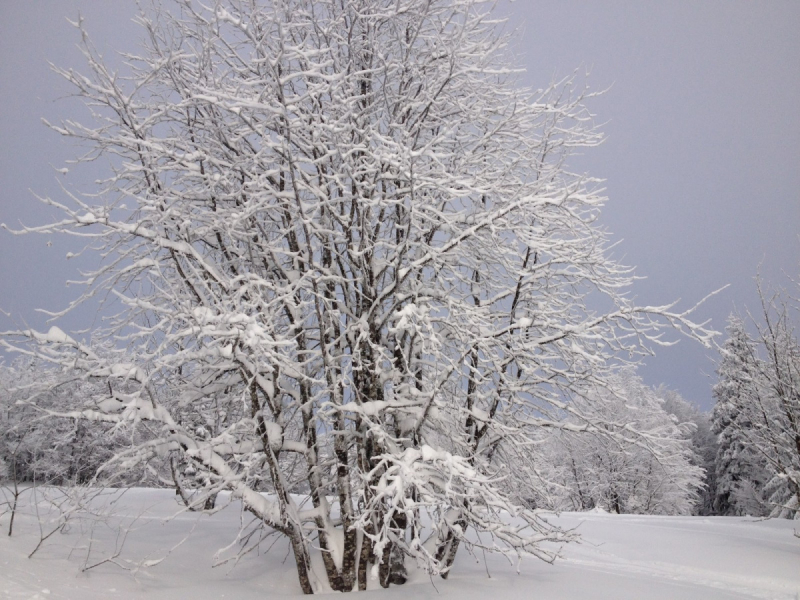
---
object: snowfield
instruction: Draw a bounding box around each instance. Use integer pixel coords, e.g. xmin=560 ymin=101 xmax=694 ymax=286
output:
xmin=1 ymin=489 xmax=797 ymax=600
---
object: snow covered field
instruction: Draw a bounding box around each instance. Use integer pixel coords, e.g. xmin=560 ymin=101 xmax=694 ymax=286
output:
xmin=1 ymin=488 xmax=798 ymax=600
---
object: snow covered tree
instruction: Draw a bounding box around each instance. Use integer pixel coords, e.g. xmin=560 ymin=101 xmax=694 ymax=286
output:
xmin=658 ymin=386 xmax=718 ymax=515
xmin=536 ymin=371 xmax=704 ymax=515
xmin=711 ymin=315 xmax=769 ymax=516
xmin=712 ymin=284 xmax=800 ymax=519
xmin=0 ymin=358 xmax=130 ymax=537
xmin=1 ymin=0 xmax=718 ymax=592
xmin=747 ymin=283 xmax=800 ymax=517
xmin=0 ymin=358 xmax=134 ymax=488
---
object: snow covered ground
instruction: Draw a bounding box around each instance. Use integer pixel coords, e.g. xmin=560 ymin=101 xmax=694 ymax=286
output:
xmin=1 ymin=488 xmax=798 ymax=600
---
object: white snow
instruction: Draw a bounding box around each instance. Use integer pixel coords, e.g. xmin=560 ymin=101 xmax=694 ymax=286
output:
xmin=75 ymin=212 xmax=98 ymax=225
xmin=263 ymin=421 xmax=282 ymax=452
xmin=0 ymin=488 xmax=797 ymax=599
xmin=42 ymin=326 xmax=71 ymax=344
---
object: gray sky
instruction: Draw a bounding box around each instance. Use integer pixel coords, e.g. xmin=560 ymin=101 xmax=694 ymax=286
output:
xmin=1 ymin=1 xmax=798 ymax=410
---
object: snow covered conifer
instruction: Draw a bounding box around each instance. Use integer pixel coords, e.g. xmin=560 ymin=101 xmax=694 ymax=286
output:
xmin=712 ymin=292 xmax=800 ymax=519
xmin=1 ymin=0 xmax=719 ymax=592
xmin=711 ymin=316 xmax=766 ymax=515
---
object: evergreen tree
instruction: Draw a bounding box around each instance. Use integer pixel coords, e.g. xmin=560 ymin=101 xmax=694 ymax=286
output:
xmin=711 ymin=315 xmax=769 ymax=516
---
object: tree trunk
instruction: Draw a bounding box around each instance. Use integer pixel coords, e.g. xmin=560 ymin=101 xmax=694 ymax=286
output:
xmin=316 ymin=523 xmax=345 ymax=592
xmin=340 ymin=528 xmax=358 ymax=591
xmin=437 ymin=535 xmax=461 ymax=580
xmin=203 ymin=493 xmax=217 ymax=511
xmin=378 ymin=540 xmax=392 ymax=588
xmin=7 ymin=457 xmax=19 ymax=537
xmin=611 ymin=490 xmax=622 ymax=514
xmin=435 ymin=515 xmax=466 ymax=579
xmin=290 ymin=530 xmax=315 ymax=595
xmin=357 ymin=528 xmax=373 ymax=591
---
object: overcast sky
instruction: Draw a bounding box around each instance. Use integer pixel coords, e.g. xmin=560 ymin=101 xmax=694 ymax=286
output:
xmin=1 ymin=1 xmax=798 ymax=410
